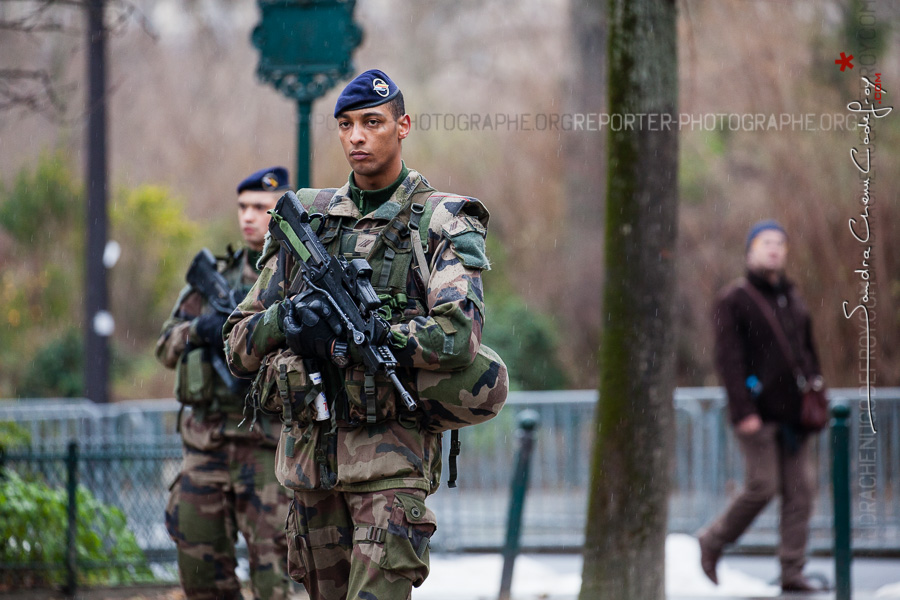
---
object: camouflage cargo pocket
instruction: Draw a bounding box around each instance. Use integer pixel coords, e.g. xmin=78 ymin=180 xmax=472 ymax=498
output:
xmin=174 ymin=346 xmax=214 ymax=405
xmin=416 ymin=343 xmax=508 ymax=433
xmin=379 ymin=491 xmax=436 ymax=586
xmin=276 ymin=421 xmax=336 ymax=491
xmin=251 ymin=351 xmax=318 ymax=425
xmin=344 ymin=365 xmax=401 ymax=424
xmin=272 ymin=352 xmax=319 ymax=425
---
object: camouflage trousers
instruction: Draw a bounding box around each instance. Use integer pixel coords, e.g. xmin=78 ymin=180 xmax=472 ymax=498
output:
xmin=286 ymin=488 xmax=437 ymax=600
xmin=166 ymin=439 xmax=292 ymax=600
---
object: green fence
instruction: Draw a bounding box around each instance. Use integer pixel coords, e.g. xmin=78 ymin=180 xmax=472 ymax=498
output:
xmin=1 ymin=389 xmax=898 ymax=593
xmin=0 ymin=440 xmax=181 ymax=592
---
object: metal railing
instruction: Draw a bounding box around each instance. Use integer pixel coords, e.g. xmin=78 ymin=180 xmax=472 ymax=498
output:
xmin=433 ymin=387 xmax=899 ymax=554
xmin=0 ymin=398 xmax=182 ymax=449
xmin=1 ymin=388 xmax=897 ymax=587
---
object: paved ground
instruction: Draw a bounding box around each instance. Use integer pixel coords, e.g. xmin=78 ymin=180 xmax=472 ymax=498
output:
xmin=3 ymin=553 xmax=898 ymax=599
xmin=0 ymin=586 xmax=302 ymax=600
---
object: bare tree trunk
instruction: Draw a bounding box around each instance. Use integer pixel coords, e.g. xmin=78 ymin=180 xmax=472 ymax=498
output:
xmin=579 ymin=0 xmax=678 ymax=598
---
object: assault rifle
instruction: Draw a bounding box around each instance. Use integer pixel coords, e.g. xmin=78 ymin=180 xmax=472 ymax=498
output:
xmin=185 ymin=248 xmax=245 ymax=394
xmin=268 ymin=190 xmax=417 ymax=412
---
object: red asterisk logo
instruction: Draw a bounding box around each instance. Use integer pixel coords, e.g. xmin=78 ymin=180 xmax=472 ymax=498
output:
xmin=835 ymin=52 xmax=854 ymax=71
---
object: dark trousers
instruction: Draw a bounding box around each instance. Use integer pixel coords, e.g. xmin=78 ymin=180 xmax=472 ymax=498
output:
xmin=699 ymin=423 xmax=815 ymax=582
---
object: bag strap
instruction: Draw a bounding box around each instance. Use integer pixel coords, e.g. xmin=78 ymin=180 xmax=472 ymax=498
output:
xmin=408 ymin=200 xmax=432 ymax=284
xmin=448 ymin=429 xmax=461 ymax=488
xmin=739 ymin=279 xmax=803 ymax=380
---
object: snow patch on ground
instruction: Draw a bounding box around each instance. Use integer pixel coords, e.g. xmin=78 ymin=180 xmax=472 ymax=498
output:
xmin=665 ymin=533 xmax=780 ymax=597
xmin=876 ymin=582 xmax=900 ymax=598
xmin=418 ymin=553 xmax=581 ymax=599
xmin=416 ymin=534 xmax=783 ymax=598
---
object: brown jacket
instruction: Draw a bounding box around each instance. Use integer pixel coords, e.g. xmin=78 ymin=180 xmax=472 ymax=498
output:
xmin=713 ymin=272 xmax=822 ymax=426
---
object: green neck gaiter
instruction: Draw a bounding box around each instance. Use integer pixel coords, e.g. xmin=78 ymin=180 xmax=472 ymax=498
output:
xmin=349 ymin=162 xmax=409 ymax=216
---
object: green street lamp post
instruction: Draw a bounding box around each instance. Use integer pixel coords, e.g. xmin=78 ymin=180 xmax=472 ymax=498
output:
xmin=252 ymin=0 xmax=363 ymax=188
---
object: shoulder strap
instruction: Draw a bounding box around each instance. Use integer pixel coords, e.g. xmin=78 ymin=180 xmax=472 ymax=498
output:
xmin=739 ymin=278 xmax=801 ymax=374
xmin=365 ymin=183 xmax=437 ymax=292
xmin=408 ymin=192 xmax=437 ymax=284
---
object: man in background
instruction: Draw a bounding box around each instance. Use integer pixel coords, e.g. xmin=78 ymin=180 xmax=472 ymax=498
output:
xmin=699 ymin=219 xmax=826 ymax=593
xmin=156 ymin=167 xmax=293 ymax=600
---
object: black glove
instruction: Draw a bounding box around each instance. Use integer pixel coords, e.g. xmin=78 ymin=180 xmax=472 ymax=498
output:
xmin=283 ymin=291 xmax=345 ymax=362
xmin=194 ymin=312 xmax=229 ymax=347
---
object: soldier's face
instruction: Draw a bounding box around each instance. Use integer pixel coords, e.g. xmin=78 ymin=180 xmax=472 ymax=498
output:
xmin=238 ymin=190 xmax=279 ymax=251
xmin=336 ymin=104 xmax=410 ymax=190
xmin=746 ymin=229 xmax=788 ymax=273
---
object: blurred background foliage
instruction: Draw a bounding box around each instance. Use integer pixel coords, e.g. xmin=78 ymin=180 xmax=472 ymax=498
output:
xmin=0 ymin=469 xmax=155 ymax=587
xmin=0 ymin=151 xmax=567 ymax=397
xmin=0 ymin=0 xmax=898 ymax=399
xmin=0 ymin=153 xmax=207 ymax=397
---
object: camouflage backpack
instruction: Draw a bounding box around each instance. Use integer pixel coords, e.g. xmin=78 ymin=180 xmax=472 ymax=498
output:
xmin=354 ymin=185 xmax=507 ymax=420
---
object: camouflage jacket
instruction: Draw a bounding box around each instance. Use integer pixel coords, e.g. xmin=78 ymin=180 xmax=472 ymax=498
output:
xmin=224 ymin=169 xmax=490 ymax=493
xmin=156 ymin=246 xmax=279 ymax=449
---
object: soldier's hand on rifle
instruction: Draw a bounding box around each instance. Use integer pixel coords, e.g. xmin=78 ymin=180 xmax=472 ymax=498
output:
xmin=284 ymin=290 xmax=346 ymax=363
xmin=194 ymin=312 xmax=229 ymax=347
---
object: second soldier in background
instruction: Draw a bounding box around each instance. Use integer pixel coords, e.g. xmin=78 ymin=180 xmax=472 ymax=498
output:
xmin=156 ymin=167 xmax=293 ymax=600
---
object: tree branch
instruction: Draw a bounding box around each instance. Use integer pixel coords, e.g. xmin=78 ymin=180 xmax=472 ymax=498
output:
xmin=0 ymin=69 xmax=69 ymax=120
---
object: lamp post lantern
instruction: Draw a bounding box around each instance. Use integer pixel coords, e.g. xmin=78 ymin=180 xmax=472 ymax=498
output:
xmin=252 ymin=0 xmax=363 ymax=188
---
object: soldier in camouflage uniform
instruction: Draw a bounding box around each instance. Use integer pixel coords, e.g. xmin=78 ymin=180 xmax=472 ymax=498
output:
xmin=157 ymin=167 xmax=293 ymax=600
xmin=224 ymin=70 xmax=494 ymax=599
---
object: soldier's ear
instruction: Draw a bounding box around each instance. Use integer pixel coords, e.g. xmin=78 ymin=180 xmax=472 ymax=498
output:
xmin=398 ymin=114 xmax=411 ymax=140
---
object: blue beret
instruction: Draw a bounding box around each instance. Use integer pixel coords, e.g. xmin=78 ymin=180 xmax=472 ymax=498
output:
xmin=334 ymin=69 xmax=401 ymax=118
xmin=236 ymin=166 xmax=290 ymax=194
xmin=746 ymin=219 xmax=787 ymax=251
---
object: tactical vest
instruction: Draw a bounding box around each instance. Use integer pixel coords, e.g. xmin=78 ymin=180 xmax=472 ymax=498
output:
xmin=175 ymin=248 xmax=254 ymax=415
xmin=252 ymin=182 xmax=508 ymax=489
xmin=312 ymin=185 xmax=507 ymax=484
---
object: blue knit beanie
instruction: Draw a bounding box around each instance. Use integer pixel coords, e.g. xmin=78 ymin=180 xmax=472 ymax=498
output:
xmin=746 ymin=219 xmax=787 ymax=251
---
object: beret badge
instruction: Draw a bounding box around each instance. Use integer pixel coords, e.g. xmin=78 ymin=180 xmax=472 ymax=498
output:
xmin=236 ymin=165 xmax=289 ymax=194
xmin=261 ymin=173 xmax=279 ymax=191
xmin=372 ymin=78 xmax=390 ymax=97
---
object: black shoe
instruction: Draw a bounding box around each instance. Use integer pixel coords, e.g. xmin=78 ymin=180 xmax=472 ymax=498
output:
xmin=698 ymin=535 xmax=720 ymax=585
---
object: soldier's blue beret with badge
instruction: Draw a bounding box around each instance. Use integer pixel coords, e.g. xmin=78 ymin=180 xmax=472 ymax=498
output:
xmin=333 ymin=69 xmax=401 ymax=118
xmin=236 ymin=166 xmax=290 ymax=194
